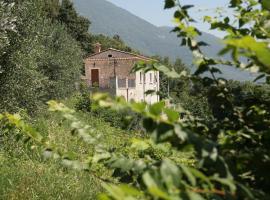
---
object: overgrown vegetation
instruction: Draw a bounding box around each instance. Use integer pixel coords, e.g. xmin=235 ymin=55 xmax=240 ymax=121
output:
xmin=0 ymin=96 xmax=193 ymax=199
xmin=0 ymin=0 xmax=83 ymax=114
xmin=74 ymin=92 xmax=142 ymax=131
xmin=0 ymin=0 xmax=137 ymax=115
xmin=1 ymin=0 xmax=270 ymax=200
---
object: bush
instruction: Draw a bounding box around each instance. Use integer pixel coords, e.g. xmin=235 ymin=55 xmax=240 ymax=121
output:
xmin=74 ymin=93 xmax=142 ymax=131
xmin=74 ymin=93 xmax=92 ymax=112
xmin=0 ymin=0 xmax=83 ymax=114
xmin=92 ymin=107 xmax=142 ymax=131
xmin=73 ymin=80 xmax=144 ymax=131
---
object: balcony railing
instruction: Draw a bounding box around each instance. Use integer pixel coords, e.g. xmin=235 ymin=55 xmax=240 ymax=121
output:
xmin=109 ymin=76 xmax=136 ymax=89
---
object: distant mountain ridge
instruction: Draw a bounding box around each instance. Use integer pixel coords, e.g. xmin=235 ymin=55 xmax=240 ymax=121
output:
xmin=73 ymin=0 xmax=255 ymax=81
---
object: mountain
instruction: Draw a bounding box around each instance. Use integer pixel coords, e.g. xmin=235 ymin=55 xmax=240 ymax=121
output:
xmin=73 ymin=0 xmax=255 ymax=81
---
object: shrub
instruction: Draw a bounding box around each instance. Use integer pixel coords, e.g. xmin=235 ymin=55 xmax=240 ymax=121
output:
xmin=0 ymin=0 xmax=83 ymax=114
xmin=92 ymin=107 xmax=142 ymax=131
xmin=74 ymin=92 xmax=142 ymax=131
xmin=74 ymin=93 xmax=92 ymax=112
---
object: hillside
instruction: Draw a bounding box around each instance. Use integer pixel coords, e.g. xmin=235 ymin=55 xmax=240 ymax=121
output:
xmin=73 ymin=0 xmax=255 ymax=81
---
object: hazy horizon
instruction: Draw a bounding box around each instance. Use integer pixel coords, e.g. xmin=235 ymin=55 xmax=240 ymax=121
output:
xmin=106 ymin=0 xmax=231 ymax=37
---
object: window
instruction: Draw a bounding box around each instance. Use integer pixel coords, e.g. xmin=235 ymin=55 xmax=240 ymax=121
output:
xmin=108 ymin=54 xmax=113 ymax=58
xmin=150 ymin=73 xmax=153 ymax=83
xmin=140 ymin=72 xmax=142 ymax=84
xmin=109 ymin=77 xmax=116 ymax=88
xmin=144 ymin=74 xmax=146 ymax=84
xmin=118 ymin=79 xmax=126 ymax=88
xmin=128 ymin=79 xmax=136 ymax=88
xmin=81 ymin=68 xmax=86 ymax=76
xmin=154 ymin=72 xmax=158 ymax=84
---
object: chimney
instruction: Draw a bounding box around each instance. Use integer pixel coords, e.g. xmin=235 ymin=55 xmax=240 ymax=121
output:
xmin=94 ymin=43 xmax=101 ymax=53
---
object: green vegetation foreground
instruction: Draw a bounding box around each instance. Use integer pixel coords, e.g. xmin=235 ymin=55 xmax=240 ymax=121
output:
xmin=1 ymin=0 xmax=270 ymax=200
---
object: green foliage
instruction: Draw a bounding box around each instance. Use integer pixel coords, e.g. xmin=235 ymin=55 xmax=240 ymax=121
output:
xmin=0 ymin=157 xmax=102 ymax=200
xmin=0 ymin=99 xmax=195 ymax=199
xmin=153 ymin=56 xmax=190 ymax=99
xmin=57 ymin=0 xmax=93 ymax=54
xmin=74 ymin=93 xmax=142 ymax=131
xmin=0 ymin=1 xmax=16 ymax=56
xmin=0 ymin=0 xmax=83 ymax=114
xmin=92 ymin=34 xmax=136 ymax=53
xmin=43 ymin=0 xmax=60 ymax=20
xmin=94 ymin=0 xmax=270 ymax=199
xmin=91 ymin=107 xmax=142 ymax=131
xmin=74 ymin=93 xmax=92 ymax=112
xmin=1 ymin=0 xmax=270 ymax=200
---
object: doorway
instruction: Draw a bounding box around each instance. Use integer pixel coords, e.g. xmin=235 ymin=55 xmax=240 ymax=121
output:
xmin=91 ymin=69 xmax=99 ymax=87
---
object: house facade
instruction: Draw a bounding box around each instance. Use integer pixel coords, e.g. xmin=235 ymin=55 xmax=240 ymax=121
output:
xmin=83 ymin=44 xmax=159 ymax=104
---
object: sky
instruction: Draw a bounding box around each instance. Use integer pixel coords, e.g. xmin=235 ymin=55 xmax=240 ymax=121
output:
xmin=106 ymin=0 xmax=231 ymax=37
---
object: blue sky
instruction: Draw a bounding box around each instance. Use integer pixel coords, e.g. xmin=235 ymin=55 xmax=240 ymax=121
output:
xmin=107 ymin=0 xmax=231 ymax=37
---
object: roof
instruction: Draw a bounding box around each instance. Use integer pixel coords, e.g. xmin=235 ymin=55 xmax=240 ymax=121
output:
xmin=85 ymin=48 xmax=154 ymax=61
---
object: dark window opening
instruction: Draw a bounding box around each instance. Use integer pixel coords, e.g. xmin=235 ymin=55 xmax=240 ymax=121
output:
xmin=118 ymin=79 xmax=126 ymax=88
xmin=108 ymin=54 xmax=113 ymax=58
xmin=81 ymin=66 xmax=86 ymax=76
xmin=128 ymin=79 xmax=136 ymax=88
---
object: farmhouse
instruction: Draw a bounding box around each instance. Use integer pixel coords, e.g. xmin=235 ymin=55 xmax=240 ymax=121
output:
xmin=83 ymin=43 xmax=160 ymax=104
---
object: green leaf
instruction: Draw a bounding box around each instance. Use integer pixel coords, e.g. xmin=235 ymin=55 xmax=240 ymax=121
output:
xmin=143 ymin=172 xmax=171 ymax=200
xmin=262 ymin=0 xmax=270 ymax=11
xmin=187 ymin=191 xmax=205 ymax=200
xmin=230 ymin=0 xmax=242 ymax=7
xmin=145 ymin=90 xmax=156 ymax=96
xmin=164 ymin=108 xmax=179 ymax=123
xmin=154 ymin=64 xmax=181 ymax=78
xmin=131 ymin=102 xmax=146 ymax=113
xmin=182 ymin=5 xmax=194 ymax=10
xmin=92 ymin=152 xmax=111 ymax=163
xmin=164 ymin=0 xmax=175 ymax=9
xmin=253 ymin=74 xmax=265 ymax=82
xmin=189 ymin=168 xmax=212 ymax=187
xmin=98 ymin=193 xmax=111 ymax=200
xmin=224 ymin=36 xmax=270 ymax=69
xmin=109 ymin=157 xmax=134 ymax=172
xmin=118 ymin=184 xmax=143 ymax=196
xmin=102 ymin=184 xmax=126 ymax=200
xmin=160 ymin=159 xmax=182 ymax=188
xmin=149 ymin=101 xmax=165 ymax=117
xmin=236 ymin=182 xmax=254 ymax=199
xmin=174 ymin=124 xmax=188 ymax=141
xmin=131 ymin=138 xmax=150 ymax=151
xmin=211 ymin=177 xmax=236 ymax=193
xmin=180 ymin=165 xmax=196 ymax=186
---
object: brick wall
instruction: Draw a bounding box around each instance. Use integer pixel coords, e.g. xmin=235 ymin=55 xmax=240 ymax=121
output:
xmin=84 ymin=49 xmax=159 ymax=104
xmin=85 ymin=58 xmax=138 ymax=88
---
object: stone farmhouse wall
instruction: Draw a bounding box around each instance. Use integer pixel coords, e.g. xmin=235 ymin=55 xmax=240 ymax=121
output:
xmin=84 ymin=58 xmax=137 ymax=88
xmin=84 ymin=48 xmax=159 ymax=103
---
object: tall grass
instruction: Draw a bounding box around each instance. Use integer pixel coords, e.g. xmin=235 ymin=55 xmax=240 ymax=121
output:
xmin=0 ymin=96 xmax=194 ymax=199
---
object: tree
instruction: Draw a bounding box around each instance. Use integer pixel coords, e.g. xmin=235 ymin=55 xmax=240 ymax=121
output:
xmin=94 ymin=0 xmax=270 ymax=199
xmin=2 ymin=0 xmax=270 ymax=199
xmin=0 ymin=1 xmax=16 ymax=56
xmin=43 ymin=0 xmax=60 ymax=21
xmin=92 ymin=34 xmax=135 ymax=53
xmin=57 ymin=0 xmax=92 ymax=54
xmin=0 ymin=0 xmax=83 ymax=114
